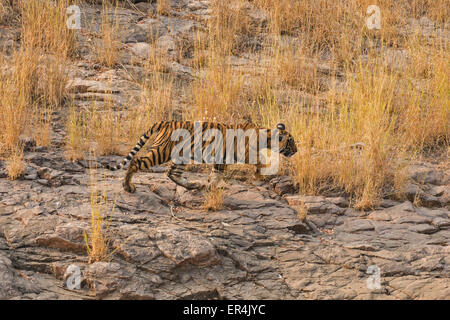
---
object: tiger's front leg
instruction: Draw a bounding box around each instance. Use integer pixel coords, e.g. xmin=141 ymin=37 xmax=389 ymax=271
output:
xmin=167 ymin=163 xmax=204 ymax=190
xmin=254 ymin=163 xmax=274 ymax=181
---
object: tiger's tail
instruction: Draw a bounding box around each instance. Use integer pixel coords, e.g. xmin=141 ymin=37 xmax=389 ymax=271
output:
xmin=105 ymin=122 xmax=163 ymax=171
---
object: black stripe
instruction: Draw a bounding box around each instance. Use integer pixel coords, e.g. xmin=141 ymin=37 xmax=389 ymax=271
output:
xmin=157 ymin=148 xmax=162 ymax=165
xmin=142 ymin=158 xmax=149 ymax=169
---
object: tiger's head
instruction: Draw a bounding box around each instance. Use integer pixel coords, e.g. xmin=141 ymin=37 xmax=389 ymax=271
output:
xmin=275 ymin=123 xmax=297 ymax=157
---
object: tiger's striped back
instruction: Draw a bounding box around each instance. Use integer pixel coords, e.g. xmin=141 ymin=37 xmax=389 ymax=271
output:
xmin=106 ymin=121 xmax=262 ymax=170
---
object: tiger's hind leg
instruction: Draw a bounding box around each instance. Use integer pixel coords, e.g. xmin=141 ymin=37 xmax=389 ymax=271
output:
xmin=167 ymin=163 xmax=204 ymax=190
xmin=123 ymin=158 xmax=139 ymax=193
xmin=123 ymin=148 xmax=163 ymax=193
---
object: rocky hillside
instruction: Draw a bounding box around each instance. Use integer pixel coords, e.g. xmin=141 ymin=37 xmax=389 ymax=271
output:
xmin=0 ymin=0 xmax=449 ymax=299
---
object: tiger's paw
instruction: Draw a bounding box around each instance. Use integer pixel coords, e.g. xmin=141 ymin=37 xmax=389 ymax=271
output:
xmin=123 ymin=182 xmax=136 ymax=193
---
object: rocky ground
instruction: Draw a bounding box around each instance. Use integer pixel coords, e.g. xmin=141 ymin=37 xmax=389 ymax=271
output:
xmin=0 ymin=143 xmax=449 ymax=299
xmin=0 ymin=0 xmax=449 ymax=300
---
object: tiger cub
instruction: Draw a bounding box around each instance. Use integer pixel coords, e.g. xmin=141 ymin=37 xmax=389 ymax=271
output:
xmin=105 ymin=121 xmax=297 ymax=193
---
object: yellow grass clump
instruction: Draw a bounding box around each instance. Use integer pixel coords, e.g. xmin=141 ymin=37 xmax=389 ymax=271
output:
xmin=0 ymin=0 xmax=13 ymax=24
xmin=203 ymin=184 xmax=225 ymax=211
xmin=156 ymin=0 xmax=170 ymax=16
xmin=94 ymin=1 xmax=122 ymax=68
xmin=6 ymin=147 xmax=25 ymax=180
xmin=1 ymin=0 xmax=73 ymax=179
xmin=84 ymin=164 xmax=114 ymax=263
xmin=184 ymin=0 xmax=449 ymax=208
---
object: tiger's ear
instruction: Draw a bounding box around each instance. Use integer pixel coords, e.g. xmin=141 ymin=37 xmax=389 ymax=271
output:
xmin=277 ymin=123 xmax=286 ymax=131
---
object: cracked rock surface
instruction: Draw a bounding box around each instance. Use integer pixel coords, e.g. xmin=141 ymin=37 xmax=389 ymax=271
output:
xmin=0 ymin=148 xmax=448 ymax=299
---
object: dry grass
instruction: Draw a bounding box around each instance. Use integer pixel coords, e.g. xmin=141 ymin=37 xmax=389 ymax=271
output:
xmin=409 ymin=0 xmax=450 ymax=24
xmin=186 ymin=0 xmax=258 ymax=122
xmin=32 ymin=104 xmax=53 ymax=148
xmin=0 ymin=53 xmax=31 ymax=154
xmin=90 ymin=101 xmax=122 ymax=156
xmin=156 ymin=0 xmax=170 ymax=16
xmin=84 ymin=164 xmax=114 ymax=263
xmin=65 ymin=100 xmax=121 ymax=157
xmin=0 ymin=0 xmax=73 ymax=179
xmin=398 ymin=36 xmax=449 ymax=150
xmin=125 ymin=72 xmax=175 ymax=147
xmin=0 ymin=0 xmax=13 ymax=24
xmin=283 ymin=56 xmax=424 ymax=208
xmin=65 ymin=67 xmax=175 ymax=158
xmin=208 ymin=0 xmax=255 ymax=56
xmin=285 ymin=40 xmax=448 ymax=208
xmin=187 ymin=0 xmax=449 ymax=208
xmin=94 ymin=1 xmax=121 ymax=67
xmin=20 ymin=0 xmax=74 ymax=107
xmin=65 ymin=105 xmax=87 ymax=161
xmin=189 ymin=53 xmax=245 ymax=122
xmin=271 ymin=41 xmax=327 ymax=94
xmin=203 ymin=184 xmax=225 ymax=211
xmin=64 ymin=72 xmax=175 ymax=157
xmin=294 ymin=201 xmax=309 ymax=222
xmin=6 ymin=147 xmax=25 ymax=180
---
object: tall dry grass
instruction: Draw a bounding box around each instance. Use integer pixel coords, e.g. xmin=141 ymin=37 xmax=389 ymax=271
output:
xmin=189 ymin=53 xmax=245 ymax=122
xmin=66 ymin=104 xmax=88 ymax=161
xmin=284 ymin=61 xmax=398 ymax=207
xmin=263 ymin=2 xmax=448 ymax=208
xmin=398 ymin=36 xmax=449 ymax=150
xmin=187 ymin=0 xmax=255 ymax=122
xmin=203 ymin=184 xmax=225 ymax=211
xmin=208 ymin=0 xmax=255 ymax=56
xmin=65 ymin=99 xmax=121 ymax=158
xmin=6 ymin=147 xmax=25 ymax=180
xmin=183 ymin=0 xmax=449 ymax=208
xmin=0 ymin=0 xmax=74 ymax=178
xmin=65 ymin=69 xmax=175 ymax=158
xmin=94 ymin=1 xmax=121 ymax=67
xmin=65 ymin=0 xmax=178 ymax=159
xmin=0 ymin=0 xmax=13 ymax=24
xmin=156 ymin=0 xmax=170 ymax=16
xmin=84 ymin=164 xmax=114 ymax=263
xmin=125 ymin=72 xmax=175 ymax=147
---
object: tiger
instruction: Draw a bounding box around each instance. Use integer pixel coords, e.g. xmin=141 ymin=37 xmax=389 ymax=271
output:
xmin=105 ymin=121 xmax=297 ymax=193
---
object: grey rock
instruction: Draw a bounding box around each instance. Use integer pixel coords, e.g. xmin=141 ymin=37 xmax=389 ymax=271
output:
xmin=0 ymin=252 xmax=41 ymax=299
xmin=336 ymin=219 xmax=375 ymax=233
xmin=128 ymin=42 xmax=150 ymax=59
xmin=409 ymin=224 xmax=438 ymax=234
xmin=156 ymin=226 xmax=220 ymax=267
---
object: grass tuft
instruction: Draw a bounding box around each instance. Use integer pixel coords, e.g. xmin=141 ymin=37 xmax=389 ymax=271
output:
xmin=203 ymin=184 xmax=225 ymax=211
xmin=84 ymin=163 xmax=114 ymax=263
